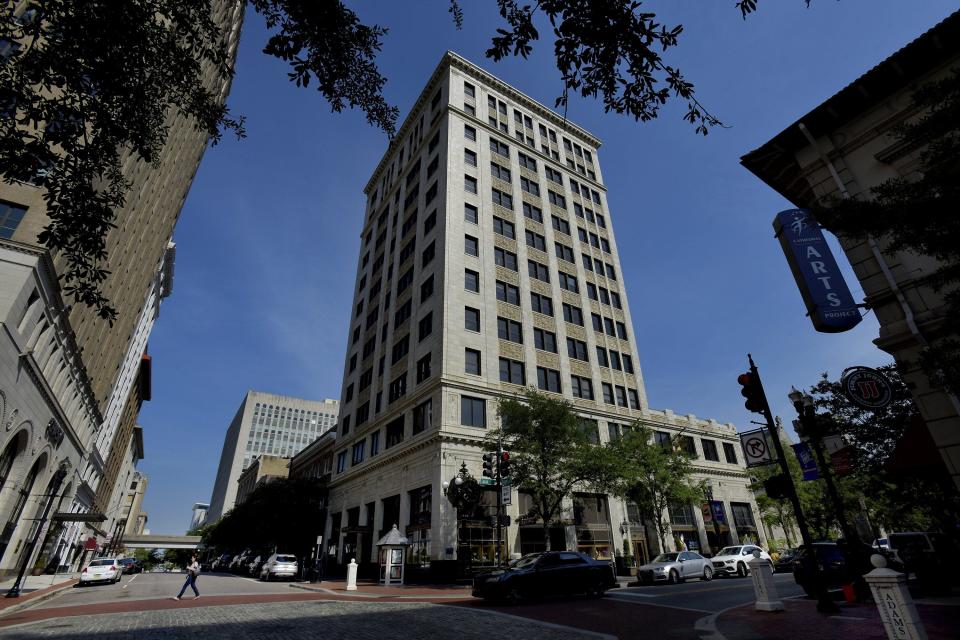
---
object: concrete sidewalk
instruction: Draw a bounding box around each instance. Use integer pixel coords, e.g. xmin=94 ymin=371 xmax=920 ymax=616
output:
xmin=0 ymin=574 xmax=79 ymax=617
xmin=715 ymin=598 xmax=960 ymax=640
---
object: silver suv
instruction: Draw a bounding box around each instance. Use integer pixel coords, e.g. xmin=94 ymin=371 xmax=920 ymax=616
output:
xmin=260 ymin=553 xmax=298 ymax=581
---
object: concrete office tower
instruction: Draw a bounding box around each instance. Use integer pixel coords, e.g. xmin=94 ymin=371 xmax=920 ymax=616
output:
xmin=0 ymin=0 xmax=244 ymax=576
xmin=207 ymin=392 xmax=339 ymax=521
xmin=120 ymin=471 xmax=148 ymax=538
xmin=315 ymin=52 xmax=764 ymax=580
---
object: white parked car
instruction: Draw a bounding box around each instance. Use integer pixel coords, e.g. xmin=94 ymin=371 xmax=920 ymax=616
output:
xmin=79 ymin=558 xmax=123 ymax=585
xmin=260 ymin=553 xmax=298 ymax=581
xmin=710 ymin=545 xmax=772 ymax=577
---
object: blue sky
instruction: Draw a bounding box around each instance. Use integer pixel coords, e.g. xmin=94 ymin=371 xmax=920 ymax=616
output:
xmin=137 ymin=1 xmax=958 ymax=534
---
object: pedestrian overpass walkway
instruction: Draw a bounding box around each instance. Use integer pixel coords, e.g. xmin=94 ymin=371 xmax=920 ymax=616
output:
xmin=120 ymin=534 xmax=200 ymax=550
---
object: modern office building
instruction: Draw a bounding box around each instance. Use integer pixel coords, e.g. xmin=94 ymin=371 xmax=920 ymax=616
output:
xmin=207 ymin=392 xmax=339 ymax=521
xmin=301 ymin=52 xmax=763 ymax=580
xmin=120 ymin=470 xmax=148 ymax=538
xmin=742 ymin=11 xmax=960 ymax=490
xmin=0 ymin=0 xmax=244 ymax=576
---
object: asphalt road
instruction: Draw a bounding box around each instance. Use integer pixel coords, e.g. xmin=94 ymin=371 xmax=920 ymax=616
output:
xmin=610 ymin=572 xmax=806 ymax=613
xmin=39 ymin=571 xmax=294 ymax=609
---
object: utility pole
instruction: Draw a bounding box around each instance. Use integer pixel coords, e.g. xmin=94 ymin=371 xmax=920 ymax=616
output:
xmin=742 ymin=355 xmax=838 ymax=614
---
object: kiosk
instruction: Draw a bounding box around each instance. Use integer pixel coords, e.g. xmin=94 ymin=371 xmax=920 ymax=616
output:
xmin=376 ymin=524 xmax=411 ymax=586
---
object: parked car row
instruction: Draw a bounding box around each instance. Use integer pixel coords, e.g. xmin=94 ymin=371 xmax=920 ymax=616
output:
xmin=209 ymin=551 xmax=299 ymax=581
xmin=472 ymin=551 xmax=618 ymax=604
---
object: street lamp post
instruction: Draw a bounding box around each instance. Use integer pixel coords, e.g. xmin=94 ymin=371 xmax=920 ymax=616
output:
xmin=5 ymin=465 xmax=69 ymax=598
xmin=704 ymin=486 xmax=723 ymax=554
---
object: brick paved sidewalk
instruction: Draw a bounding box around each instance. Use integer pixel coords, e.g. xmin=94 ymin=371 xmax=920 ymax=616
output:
xmin=0 ymin=578 xmax=78 ymax=616
xmin=716 ymin=599 xmax=960 ymax=640
xmin=0 ymin=600 xmax=607 ymax=639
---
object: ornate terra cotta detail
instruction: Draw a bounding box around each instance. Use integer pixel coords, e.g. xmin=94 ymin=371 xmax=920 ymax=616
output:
xmin=45 ymin=419 xmax=65 ymax=449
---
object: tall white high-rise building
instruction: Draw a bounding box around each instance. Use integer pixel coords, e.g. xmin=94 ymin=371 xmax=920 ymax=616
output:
xmin=296 ymin=53 xmax=765 ymax=580
xmin=207 ymin=391 xmax=338 ymax=521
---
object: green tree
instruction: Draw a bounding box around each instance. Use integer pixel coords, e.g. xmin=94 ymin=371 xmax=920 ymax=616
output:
xmin=203 ymin=476 xmax=326 ymax=558
xmin=494 ymin=390 xmax=619 ymax=551
xmin=2 ymin=0 xmax=811 ymax=320
xmin=608 ymin=425 xmax=704 ymax=552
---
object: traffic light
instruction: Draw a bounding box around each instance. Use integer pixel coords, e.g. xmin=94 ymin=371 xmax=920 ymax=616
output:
xmin=738 ymin=372 xmax=767 ymax=414
xmin=763 ymin=474 xmax=791 ymax=500
xmin=482 ymin=452 xmax=495 ymax=479
xmin=499 ymin=451 xmax=511 ymax=478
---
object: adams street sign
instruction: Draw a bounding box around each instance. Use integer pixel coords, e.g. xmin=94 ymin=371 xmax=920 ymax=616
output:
xmin=773 ymin=209 xmax=861 ymax=333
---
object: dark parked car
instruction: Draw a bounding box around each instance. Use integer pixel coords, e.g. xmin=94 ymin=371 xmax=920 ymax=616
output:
xmin=773 ymin=548 xmax=798 ymax=573
xmin=117 ymin=557 xmax=143 ymax=575
xmin=472 ymin=551 xmax=617 ymax=604
xmin=792 ymin=543 xmax=846 ymax=596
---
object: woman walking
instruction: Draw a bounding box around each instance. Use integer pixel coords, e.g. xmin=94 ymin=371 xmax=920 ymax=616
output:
xmin=174 ymin=556 xmax=201 ymax=600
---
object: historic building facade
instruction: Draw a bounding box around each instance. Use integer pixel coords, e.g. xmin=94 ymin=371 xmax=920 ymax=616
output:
xmin=0 ymin=0 xmax=244 ymax=576
xmin=298 ymin=52 xmax=764 ymax=580
xmin=741 ymin=11 xmax=960 ymax=490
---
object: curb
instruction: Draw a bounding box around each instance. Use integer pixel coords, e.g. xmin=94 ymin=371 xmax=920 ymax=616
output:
xmin=0 ymin=579 xmax=78 ymax=619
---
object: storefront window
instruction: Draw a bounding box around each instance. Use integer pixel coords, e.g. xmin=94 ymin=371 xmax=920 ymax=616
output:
xmin=406 ymin=486 xmax=432 ymax=566
xmin=573 ymin=493 xmax=612 ymax=560
xmin=457 ymin=487 xmax=504 ymax=569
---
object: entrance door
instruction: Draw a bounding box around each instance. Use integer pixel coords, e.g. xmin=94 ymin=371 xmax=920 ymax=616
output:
xmin=631 ymin=536 xmax=649 ymax=567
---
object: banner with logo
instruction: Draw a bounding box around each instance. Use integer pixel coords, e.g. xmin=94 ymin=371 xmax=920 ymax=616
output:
xmin=709 ymin=500 xmax=727 ymax=525
xmin=792 ymin=442 xmax=820 ymax=481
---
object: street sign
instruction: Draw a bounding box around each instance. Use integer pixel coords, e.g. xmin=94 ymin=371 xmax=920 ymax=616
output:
xmin=791 ymin=442 xmax=820 ymax=481
xmin=501 ymin=485 xmax=512 ymax=506
xmin=841 ymin=366 xmax=893 ymax=410
xmin=83 ymin=537 xmax=98 ymax=551
xmin=501 ymin=476 xmax=513 ymax=486
xmin=821 ymin=434 xmax=845 ymax=456
xmin=479 ymin=478 xmax=495 ymax=486
xmin=740 ymin=428 xmax=776 ymax=467
xmin=773 ymin=208 xmax=862 ymax=333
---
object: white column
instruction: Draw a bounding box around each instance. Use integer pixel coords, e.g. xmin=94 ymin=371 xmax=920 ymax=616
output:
xmin=748 ymin=550 xmax=784 ymax=611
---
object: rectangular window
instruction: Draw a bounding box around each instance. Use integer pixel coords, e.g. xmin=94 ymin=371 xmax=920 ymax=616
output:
xmin=628 ymin=389 xmax=640 ymax=409
xmin=604 ymin=317 xmax=615 ymax=336
xmin=596 ymin=347 xmax=609 ymax=367
xmin=622 ymin=354 xmax=634 ymax=374
xmin=525 ymin=230 xmax=546 ymax=252
xmin=424 ymin=182 xmax=437 ymax=204
xmin=0 ymin=201 xmax=27 ymax=239
xmin=465 ymin=149 xmax=477 ymax=166
xmin=497 ymin=317 xmax=523 ymax=343
xmin=489 ymin=139 xmax=509 ymax=158
xmin=413 ymin=399 xmax=433 ymax=434
xmin=522 ymin=202 xmax=543 ymax=223
xmin=492 ymin=188 xmax=513 ymax=209
xmin=554 ymin=242 xmax=574 ymax=263
xmin=464 ymin=175 xmax=477 ymax=194
xmin=527 ymin=259 xmax=549 ymax=282
xmin=571 ymin=375 xmax=594 ymax=400
xmin=496 ymin=280 xmax=521 ymax=305
xmin=533 ymin=328 xmax=557 ymax=353
xmin=609 ymin=350 xmax=622 ymax=371
xmin=537 ymin=367 xmax=562 ymax=393
xmin=352 ymin=440 xmax=366 ymax=465
xmin=420 ymin=275 xmax=434 ymax=302
xmin=702 ymin=439 xmax=720 ymax=461
xmin=465 ymin=269 xmax=480 ymax=292
xmin=615 ymin=385 xmax=628 ymax=407
xmin=616 ymin=321 xmax=628 ymax=340
xmin=465 ymin=124 xmax=476 ymax=140
xmin=490 ymin=162 xmax=512 ymax=182
xmin=518 ymin=152 xmax=537 ymax=170
xmin=562 ymin=303 xmax=584 ymax=326
xmin=369 ymin=431 xmax=380 ymax=456
xmin=530 ymin=292 xmax=553 ymax=316
xmin=545 ymin=166 xmax=563 ymax=185
xmin=551 ymin=215 xmax=570 ymax=235
xmin=499 ymin=358 xmax=526 ymax=385
xmin=416 ymin=353 xmax=432 ymax=383
xmin=386 ymin=416 xmax=405 ymax=448
xmin=679 ymin=436 xmax=697 ymax=456
xmin=391 ymin=335 xmax=410 ymax=364
xmin=494 ymin=247 xmax=518 ymax=271
xmin=464 ymin=234 xmax=479 ymax=256
xmin=520 ymin=176 xmax=540 ymax=196
xmin=396 ymin=267 xmax=415 ymax=294
xmin=465 ymin=306 xmax=480 ymax=331
xmin=465 ymin=348 xmax=481 ymax=375
xmin=464 ymin=82 xmax=475 ymax=98
xmin=421 ymin=241 xmax=435 ymax=267
xmin=601 ymin=382 xmax=614 ymax=405
xmin=558 ymin=271 xmax=579 ymax=293
xmin=418 ymin=312 xmax=433 ymax=341
xmin=461 ymin=396 xmax=486 ymax=428
xmin=464 ymin=203 xmax=478 ymax=224
xmin=566 ymin=338 xmax=588 ymax=361
xmin=723 ymin=442 xmax=739 ymax=465
xmin=492 ymin=216 xmax=516 ymax=239
xmin=611 ymin=291 xmax=622 ymax=309
xmin=587 ymin=282 xmax=598 ymax=301
xmin=654 ymin=431 xmax=671 ymax=450
xmin=548 ymin=191 xmax=566 ymax=208
xmin=337 ymin=451 xmax=348 ymax=473
xmin=423 ymin=210 xmax=436 ymax=233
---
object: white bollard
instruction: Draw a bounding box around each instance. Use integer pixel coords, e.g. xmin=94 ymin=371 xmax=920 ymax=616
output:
xmin=749 ymin=549 xmax=784 ymax=612
xmin=865 ymin=554 xmax=927 ymax=640
xmin=346 ymin=558 xmax=358 ymax=591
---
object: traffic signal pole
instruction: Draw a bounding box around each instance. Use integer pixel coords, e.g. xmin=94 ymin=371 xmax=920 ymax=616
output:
xmin=495 ymin=436 xmax=503 ymax=568
xmin=746 ymin=355 xmax=838 ymax=614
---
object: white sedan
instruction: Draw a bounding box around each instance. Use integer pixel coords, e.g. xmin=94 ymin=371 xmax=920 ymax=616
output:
xmin=710 ymin=545 xmax=772 ymax=577
xmin=79 ymin=558 xmax=123 ymax=585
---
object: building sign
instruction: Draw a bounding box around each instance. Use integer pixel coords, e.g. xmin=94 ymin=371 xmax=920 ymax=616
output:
xmin=841 ymin=366 xmax=893 ymax=410
xmin=740 ymin=428 xmax=776 ymax=467
xmin=773 ymin=208 xmax=861 ymax=333
xmin=791 ymin=442 xmax=820 ymax=481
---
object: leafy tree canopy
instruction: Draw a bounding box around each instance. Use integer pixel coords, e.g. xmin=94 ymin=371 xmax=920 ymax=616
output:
xmin=494 ymin=389 xmax=618 ymax=550
xmin=2 ymin=0 xmax=804 ymax=320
